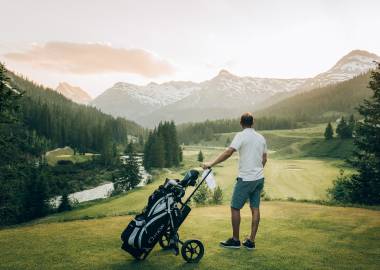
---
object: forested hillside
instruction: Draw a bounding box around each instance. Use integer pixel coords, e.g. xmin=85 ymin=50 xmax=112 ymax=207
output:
xmin=8 ymin=70 xmax=144 ymax=153
xmin=0 ymin=64 xmax=144 ymax=225
xmin=177 ymin=117 xmax=297 ymax=144
xmin=255 ymin=72 xmax=372 ymax=122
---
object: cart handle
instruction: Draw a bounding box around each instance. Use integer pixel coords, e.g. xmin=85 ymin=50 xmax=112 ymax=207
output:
xmin=182 ymin=168 xmax=212 ymax=206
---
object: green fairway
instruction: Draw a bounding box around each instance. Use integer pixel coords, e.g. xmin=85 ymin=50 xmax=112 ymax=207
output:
xmin=184 ymin=146 xmax=342 ymax=201
xmin=1 ymin=202 xmax=379 ymax=270
xmin=193 ymin=124 xmax=355 ymax=160
xmin=264 ymin=159 xmax=342 ymax=200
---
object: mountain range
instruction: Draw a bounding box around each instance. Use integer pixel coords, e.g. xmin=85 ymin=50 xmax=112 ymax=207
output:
xmin=91 ymin=50 xmax=380 ymax=127
xmin=56 ymin=82 xmax=92 ymax=105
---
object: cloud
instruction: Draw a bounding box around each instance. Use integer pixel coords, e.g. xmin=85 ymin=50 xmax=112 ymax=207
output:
xmin=4 ymin=42 xmax=175 ymax=77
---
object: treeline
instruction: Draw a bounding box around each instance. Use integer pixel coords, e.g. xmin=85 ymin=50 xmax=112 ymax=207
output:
xmin=324 ymin=115 xmax=356 ymax=140
xmin=143 ymin=121 xmax=181 ymax=169
xmin=9 ymin=70 xmax=144 ymax=154
xmin=177 ymin=117 xmax=297 ymax=144
xmin=256 ymin=72 xmax=372 ymax=123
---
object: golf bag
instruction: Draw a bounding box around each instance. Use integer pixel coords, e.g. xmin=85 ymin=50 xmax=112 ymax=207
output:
xmin=121 ymin=169 xmax=210 ymax=262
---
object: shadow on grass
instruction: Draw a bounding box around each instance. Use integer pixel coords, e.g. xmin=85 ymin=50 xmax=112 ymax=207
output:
xmin=109 ymin=244 xmax=248 ymax=270
xmin=109 ymin=251 xmax=205 ymax=270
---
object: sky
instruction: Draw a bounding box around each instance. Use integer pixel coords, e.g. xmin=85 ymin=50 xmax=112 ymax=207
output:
xmin=1 ymin=0 xmax=380 ymax=97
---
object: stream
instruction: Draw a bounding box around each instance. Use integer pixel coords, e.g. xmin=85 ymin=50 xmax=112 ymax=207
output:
xmin=51 ymin=154 xmax=151 ymax=207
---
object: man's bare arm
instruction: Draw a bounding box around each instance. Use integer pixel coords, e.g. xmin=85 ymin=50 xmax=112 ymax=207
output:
xmin=262 ymin=153 xmax=267 ymax=167
xmin=202 ymin=147 xmax=235 ymax=169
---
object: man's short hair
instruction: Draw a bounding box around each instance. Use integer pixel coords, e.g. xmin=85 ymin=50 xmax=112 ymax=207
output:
xmin=240 ymin=112 xmax=254 ymax=127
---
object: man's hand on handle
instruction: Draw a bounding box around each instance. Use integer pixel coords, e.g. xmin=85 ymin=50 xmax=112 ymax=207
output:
xmin=201 ymin=162 xmax=213 ymax=170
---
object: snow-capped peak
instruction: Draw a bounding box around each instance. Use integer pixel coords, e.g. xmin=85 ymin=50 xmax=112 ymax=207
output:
xmin=299 ymin=50 xmax=380 ymax=90
xmin=102 ymin=80 xmax=201 ymax=107
xmin=331 ymin=50 xmax=379 ymax=74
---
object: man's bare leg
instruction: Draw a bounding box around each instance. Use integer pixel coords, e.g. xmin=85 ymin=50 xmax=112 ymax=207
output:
xmin=250 ymin=207 xmax=260 ymax=241
xmin=231 ymin=207 xmax=241 ymax=240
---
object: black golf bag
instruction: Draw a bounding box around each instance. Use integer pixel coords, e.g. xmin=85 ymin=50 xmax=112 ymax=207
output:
xmin=121 ymin=169 xmax=211 ymax=263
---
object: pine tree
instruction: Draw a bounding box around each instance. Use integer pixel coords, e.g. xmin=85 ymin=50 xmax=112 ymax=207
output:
xmin=116 ymin=144 xmax=141 ymax=191
xmin=157 ymin=122 xmax=170 ymax=166
xmin=336 ymin=117 xmax=351 ymax=139
xmin=100 ymin=141 xmax=113 ymax=166
xmin=112 ymin=143 xmax=118 ymax=159
xmin=125 ymin=153 xmax=141 ymax=189
xmin=193 ymin=182 xmax=211 ymax=205
xmin=58 ymin=193 xmax=72 ymax=212
xmin=23 ymin=169 xmax=50 ymax=219
xmin=212 ymin=186 xmax=223 ymax=204
xmin=143 ymin=132 xmax=153 ymax=169
xmin=348 ymin=114 xmax=356 ymax=138
xmin=169 ymin=121 xmax=180 ymax=166
xmin=138 ymin=134 xmax=144 ymax=147
xmin=125 ymin=142 xmax=134 ymax=155
xmin=324 ymin=122 xmax=334 ymax=140
xmin=151 ymin=134 xmax=165 ymax=168
xmin=347 ymin=63 xmax=380 ymax=204
xmin=198 ymin=150 xmax=204 ymax=162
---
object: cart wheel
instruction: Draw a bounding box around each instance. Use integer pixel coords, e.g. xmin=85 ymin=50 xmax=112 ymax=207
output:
xmin=181 ymin=239 xmax=204 ymax=263
xmin=158 ymin=232 xmax=171 ymax=250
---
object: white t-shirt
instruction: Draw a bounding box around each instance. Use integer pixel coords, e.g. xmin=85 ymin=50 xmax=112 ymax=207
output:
xmin=229 ymin=128 xmax=267 ymax=181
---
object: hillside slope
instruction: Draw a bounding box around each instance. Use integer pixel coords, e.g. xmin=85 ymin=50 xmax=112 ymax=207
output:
xmin=256 ymin=72 xmax=372 ymax=121
xmin=7 ymin=69 xmax=143 ymax=152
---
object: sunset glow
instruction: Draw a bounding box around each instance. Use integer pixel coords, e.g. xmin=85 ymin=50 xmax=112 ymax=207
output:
xmin=1 ymin=0 xmax=380 ymax=96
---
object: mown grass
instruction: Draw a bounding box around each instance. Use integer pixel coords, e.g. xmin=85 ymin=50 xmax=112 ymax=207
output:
xmin=193 ymin=124 xmax=355 ymax=160
xmin=184 ymin=146 xmax=343 ymax=200
xmin=45 ymin=147 xmax=95 ymax=166
xmin=1 ymin=202 xmax=379 ymax=270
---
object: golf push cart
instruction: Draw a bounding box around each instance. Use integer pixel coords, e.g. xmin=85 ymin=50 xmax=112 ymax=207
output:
xmin=120 ymin=168 xmax=212 ymax=263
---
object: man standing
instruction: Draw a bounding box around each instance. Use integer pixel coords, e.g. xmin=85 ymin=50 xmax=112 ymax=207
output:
xmin=202 ymin=112 xmax=267 ymax=250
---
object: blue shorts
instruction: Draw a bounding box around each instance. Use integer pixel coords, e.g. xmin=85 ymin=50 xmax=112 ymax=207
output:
xmin=231 ymin=178 xmax=264 ymax=209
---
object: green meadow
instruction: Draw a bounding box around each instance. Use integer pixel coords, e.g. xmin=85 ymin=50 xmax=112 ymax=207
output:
xmin=1 ymin=125 xmax=379 ymax=270
xmin=45 ymin=147 xmax=95 ymax=166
